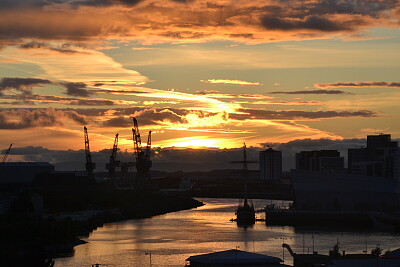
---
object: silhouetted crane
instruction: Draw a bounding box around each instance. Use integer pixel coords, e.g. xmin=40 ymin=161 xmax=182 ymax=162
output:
xmin=106 ymin=133 xmax=120 ymax=181
xmin=2 ymin=143 xmax=12 ymax=163
xmin=132 ymin=117 xmax=152 ymax=190
xmin=84 ymin=126 xmax=96 ymax=178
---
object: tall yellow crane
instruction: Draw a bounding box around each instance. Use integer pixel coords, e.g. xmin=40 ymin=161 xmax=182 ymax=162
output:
xmin=2 ymin=143 xmax=12 ymax=163
xmin=106 ymin=133 xmax=120 ymax=181
xmin=132 ymin=117 xmax=152 ymax=190
xmin=84 ymin=126 xmax=96 ymax=178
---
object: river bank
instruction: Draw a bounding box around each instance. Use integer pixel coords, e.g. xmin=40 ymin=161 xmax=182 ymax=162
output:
xmin=55 ymin=198 xmax=400 ymax=267
xmin=0 ymin=185 xmax=203 ymax=267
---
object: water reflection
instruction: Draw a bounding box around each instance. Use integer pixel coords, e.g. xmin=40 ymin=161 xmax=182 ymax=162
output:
xmin=55 ymin=198 xmax=400 ymax=267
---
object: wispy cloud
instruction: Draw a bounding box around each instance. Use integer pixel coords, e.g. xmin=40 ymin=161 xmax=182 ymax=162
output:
xmin=269 ymin=90 xmax=350 ymax=95
xmin=196 ymin=90 xmax=272 ymax=99
xmin=132 ymin=47 xmax=156 ymax=51
xmin=250 ymin=100 xmax=323 ymax=105
xmin=95 ymin=86 xmax=241 ymax=113
xmin=315 ymin=81 xmax=400 ymax=88
xmin=1 ymin=46 xmax=148 ymax=84
xmin=0 ymin=93 xmax=139 ymax=106
xmin=201 ymin=79 xmax=263 ymax=86
xmin=231 ymin=108 xmax=378 ymax=120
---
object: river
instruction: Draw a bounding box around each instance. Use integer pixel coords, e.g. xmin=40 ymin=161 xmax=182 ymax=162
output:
xmin=55 ymin=198 xmax=400 ymax=266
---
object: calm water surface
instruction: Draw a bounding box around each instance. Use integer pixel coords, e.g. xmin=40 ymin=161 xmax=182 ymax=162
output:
xmin=55 ymin=198 xmax=400 ymax=266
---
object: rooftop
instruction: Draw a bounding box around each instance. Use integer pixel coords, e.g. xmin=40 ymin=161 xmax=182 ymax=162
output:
xmin=186 ymin=249 xmax=284 ymax=265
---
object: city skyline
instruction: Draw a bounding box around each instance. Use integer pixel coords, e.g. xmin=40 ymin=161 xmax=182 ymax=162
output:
xmin=1 ymin=0 xmax=400 ymax=153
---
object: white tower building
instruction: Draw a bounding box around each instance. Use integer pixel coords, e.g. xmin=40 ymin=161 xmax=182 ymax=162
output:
xmin=259 ymin=148 xmax=282 ymax=181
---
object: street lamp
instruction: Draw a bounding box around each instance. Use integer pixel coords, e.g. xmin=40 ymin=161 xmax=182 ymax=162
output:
xmin=145 ymin=252 xmax=152 ymax=267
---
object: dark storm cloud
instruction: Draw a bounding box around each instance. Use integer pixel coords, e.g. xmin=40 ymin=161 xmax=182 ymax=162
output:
xmin=269 ymin=90 xmax=350 ymax=95
xmin=102 ymin=116 xmax=132 ymax=127
xmin=66 ymin=110 xmax=87 ymax=124
xmin=0 ymin=109 xmax=59 ymax=129
xmin=0 ymin=77 xmax=52 ymax=95
xmin=0 ymin=108 xmax=87 ymax=129
xmin=134 ymin=108 xmax=188 ymax=125
xmin=0 ymin=0 xmax=48 ymax=9
xmin=68 ymin=108 xmax=109 ymax=116
xmin=0 ymin=93 xmax=115 ymax=106
xmin=0 ymin=77 xmax=95 ymax=98
xmin=20 ymin=41 xmax=87 ymax=54
xmin=315 ymin=81 xmax=400 ymax=88
xmin=0 ymin=0 xmax=397 ymax=44
xmin=261 ymin=15 xmax=354 ymax=32
xmin=102 ymin=108 xmax=187 ymax=127
xmin=231 ymin=108 xmax=378 ymax=120
xmin=61 ymin=82 xmax=92 ymax=97
xmin=0 ymin=0 xmax=142 ymax=9
xmin=19 ymin=41 xmax=46 ymax=49
xmin=70 ymin=99 xmax=115 ymax=105
xmin=71 ymin=0 xmax=141 ymax=7
xmin=298 ymin=0 xmax=397 ymax=18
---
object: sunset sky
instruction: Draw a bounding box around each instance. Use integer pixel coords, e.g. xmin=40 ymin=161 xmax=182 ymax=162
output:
xmin=1 ymin=0 xmax=400 ymax=155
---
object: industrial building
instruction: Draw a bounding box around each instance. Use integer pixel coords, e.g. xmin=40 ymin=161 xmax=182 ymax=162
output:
xmin=0 ymin=162 xmax=54 ymax=184
xmin=295 ymin=150 xmax=344 ymax=172
xmin=291 ymin=169 xmax=400 ymax=211
xmin=259 ymin=148 xmax=282 ymax=181
xmin=291 ymin=134 xmax=400 ymax=212
xmin=348 ymin=134 xmax=400 ymax=178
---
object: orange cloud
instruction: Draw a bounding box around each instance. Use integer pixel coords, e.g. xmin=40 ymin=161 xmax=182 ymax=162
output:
xmin=1 ymin=45 xmax=148 ymax=84
xmin=0 ymin=0 xmax=397 ymax=45
xmin=315 ymin=81 xmax=400 ymax=88
xmin=200 ymin=79 xmax=263 ymax=85
xmin=195 ymin=90 xmax=273 ymax=99
xmin=250 ymin=100 xmax=323 ymax=105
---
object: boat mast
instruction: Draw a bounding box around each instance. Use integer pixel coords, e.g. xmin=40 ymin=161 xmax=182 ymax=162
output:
xmin=243 ymin=143 xmax=248 ymax=206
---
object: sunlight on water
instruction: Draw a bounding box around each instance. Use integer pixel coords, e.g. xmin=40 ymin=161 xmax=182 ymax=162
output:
xmin=55 ymin=198 xmax=400 ymax=267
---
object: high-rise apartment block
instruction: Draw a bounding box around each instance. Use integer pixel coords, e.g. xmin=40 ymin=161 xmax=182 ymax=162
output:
xmin=259 ymin=148 xmax=282 ymax=181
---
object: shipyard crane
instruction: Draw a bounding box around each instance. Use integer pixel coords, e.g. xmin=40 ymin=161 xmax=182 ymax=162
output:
xmin=2 ymin=143 xmax=12 ymax=163
xmin=84 ymin=126 xmax=96 ymax=178
xmin=145 ymin=131 xmax=152 ymax=161
xmin=132 ymin=117 xmax=142 ymax=158
xmin=132 ymin=117 xmax=152 ymax=189
xmin=106 ymin=133 xmax=120 ymax=181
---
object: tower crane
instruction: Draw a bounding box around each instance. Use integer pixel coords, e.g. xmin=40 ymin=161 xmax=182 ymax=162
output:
xmin=132 ymin=117 xmax=152 ymax=189
xmin=2 ymin=143 xmax=12 ymax=163
xmin=84 ymin=126 xmax=96 ymax=178
xmin=106 ymin=133 xmax=120 ymax=181
xmin=145 ymin=131 xmax=152 ymax=162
